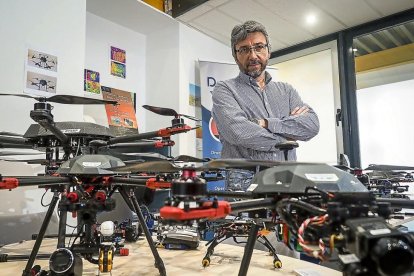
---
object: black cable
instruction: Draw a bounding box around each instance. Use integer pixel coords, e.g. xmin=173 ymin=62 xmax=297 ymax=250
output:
xmin=40 ymin=189 xmax=51 ymax=207
xmin=68 ymin=222 xmax=83 ymax=249
xmin=276 ymin=198 xmax=327 ymax=234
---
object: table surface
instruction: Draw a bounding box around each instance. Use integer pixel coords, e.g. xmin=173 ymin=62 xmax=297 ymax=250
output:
xmin=0 ymin=238 xmax=342 ymax=276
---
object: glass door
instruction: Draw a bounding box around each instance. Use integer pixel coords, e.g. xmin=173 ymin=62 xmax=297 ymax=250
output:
xmin=270 ymin=41 xmax=342 ymax=164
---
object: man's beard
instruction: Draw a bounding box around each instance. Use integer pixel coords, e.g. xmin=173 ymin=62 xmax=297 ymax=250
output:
xmin=239 ymin=59 xmax=268 ymax=79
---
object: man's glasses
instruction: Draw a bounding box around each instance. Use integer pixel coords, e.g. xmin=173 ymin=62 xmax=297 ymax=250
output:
xmin=235 ymin=44 xmax=268 ymax=56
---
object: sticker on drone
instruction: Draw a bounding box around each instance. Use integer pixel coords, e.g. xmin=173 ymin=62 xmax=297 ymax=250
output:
xmin=27 ymin=49 xmax=58 ymax=72
xmin=305 ymin=173 xmax=339 ymax=182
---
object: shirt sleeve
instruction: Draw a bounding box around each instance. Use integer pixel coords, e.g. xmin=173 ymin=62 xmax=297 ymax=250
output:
xmin=212 ymin=82 xmax=286 ymax=152
xmin=266 ymin=83 xmax=320 ymax=141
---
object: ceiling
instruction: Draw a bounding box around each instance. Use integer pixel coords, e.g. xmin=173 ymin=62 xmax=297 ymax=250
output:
xmin=176 ymin=0 xmax=414 ymax=55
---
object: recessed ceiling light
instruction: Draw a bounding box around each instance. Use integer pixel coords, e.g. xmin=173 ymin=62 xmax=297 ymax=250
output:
xmin=306 ymin=14 xmax=316 ymax=25
xmin=352 ymin=48 xmax=358 ymax=52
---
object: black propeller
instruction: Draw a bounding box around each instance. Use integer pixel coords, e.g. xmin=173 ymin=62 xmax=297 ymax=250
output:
xmin=365 ymin=164 xmax=414 ymax=171
xmin=143 ymin=105 xmax=200 ymax=121
xmin=0 ymin=93 xmax=118 ymax=105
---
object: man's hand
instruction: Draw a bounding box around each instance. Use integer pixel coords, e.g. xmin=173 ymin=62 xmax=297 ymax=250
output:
xmin=257 ymin=119 xmax=268 ymax=128
xmin=291 ymin=106 xmax=309 ymax=116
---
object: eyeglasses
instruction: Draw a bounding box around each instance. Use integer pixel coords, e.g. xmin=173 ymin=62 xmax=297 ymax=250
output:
xmin=235 ymin=44 xmax=268 ymax=56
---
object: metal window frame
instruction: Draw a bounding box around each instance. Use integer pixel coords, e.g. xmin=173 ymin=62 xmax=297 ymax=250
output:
xmin=270 ymin=8 xmax=414 ymax=167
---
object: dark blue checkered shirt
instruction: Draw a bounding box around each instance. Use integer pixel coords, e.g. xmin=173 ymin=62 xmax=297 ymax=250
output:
xmin=211 ymin=71 xmax=319 ymax=161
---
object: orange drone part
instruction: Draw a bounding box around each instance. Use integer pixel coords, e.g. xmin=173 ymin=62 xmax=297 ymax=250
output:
xmin=157 ymin=125 xmax=192 ymax=137
xmin=146 ymin=178 xmax=171 ymax=190
xmin=0 ymin=177 xmax=19 ymax=190
xmin=160 ymin=201 xmax=231 ymax=221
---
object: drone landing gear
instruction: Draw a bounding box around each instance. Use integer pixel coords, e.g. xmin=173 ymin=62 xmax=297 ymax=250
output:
xmin=201 ymin=229 xmax=282 ymax=268
xmin=202 ymin=222 xmax=282 ymax=272
xmin=22 ymin=191 xmax=60 ymax=276
xmin=118 ymin=187 xmax=166 ymax=276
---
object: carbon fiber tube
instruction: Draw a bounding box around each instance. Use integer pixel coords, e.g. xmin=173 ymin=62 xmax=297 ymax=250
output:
xmin=230 ymin=198 xmax=275 ymax=213
xmin=108 ymin=131 xmax=160 ymax=144
xmin=377 ymin=198 xmax=414 ymax=208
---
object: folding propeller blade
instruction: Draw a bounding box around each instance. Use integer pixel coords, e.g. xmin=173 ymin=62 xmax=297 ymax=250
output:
xmin=47 ymin=95 xmax=117 ymax=105
xmin=143 ymin=105 xmax=201 ymax=121
xmin=143 ymin=105 xmax=178 ymax=116
xmin=113 ymin=160 xmax=200 ymax=173
xmin=365 ymin=164 xmax=414 ymax=171
xmin=0 ymin=135 xmax=28 ymax=145
xmin=172 ymin=155 xmax=209 ymax=163
xmin=0 ymin=131 xmax=23 ymax=137
xmin=0 ymin=93 xmax=117 ymax=105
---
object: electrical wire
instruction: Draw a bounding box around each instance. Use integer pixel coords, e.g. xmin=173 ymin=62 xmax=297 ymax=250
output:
xmin=40 ymin=189 xmax=51 ymax=207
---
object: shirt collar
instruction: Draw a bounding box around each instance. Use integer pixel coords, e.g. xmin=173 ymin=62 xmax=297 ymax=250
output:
xmin=238 ymin=71 xmax=272 ymax=87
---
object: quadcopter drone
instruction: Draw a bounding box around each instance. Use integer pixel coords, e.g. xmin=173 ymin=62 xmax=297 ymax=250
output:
xmin=0 ymin=92 xmax=203 ymax=276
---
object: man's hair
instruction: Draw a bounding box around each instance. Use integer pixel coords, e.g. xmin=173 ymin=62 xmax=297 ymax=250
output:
xmin=231 ymin=20 xmax=271 ymax=58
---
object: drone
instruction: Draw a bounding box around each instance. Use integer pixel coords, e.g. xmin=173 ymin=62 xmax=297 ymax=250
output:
xmin=2 ymin=93 xmax=414 ymax=276
xmin=0 ymin=92 xmax=202 ymax=276
xmin=110 ymin=158 xmax=414 ymax=276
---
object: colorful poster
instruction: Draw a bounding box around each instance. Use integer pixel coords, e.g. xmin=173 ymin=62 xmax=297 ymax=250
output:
xmin=111 ymin=61 xmax=126 ymax=78
xmin=110 ymin=46 xmax=126 ymax=78
xmin=111 ymin=46 xmax=126 ymax=63
xmin=84 ymin=69 xmax=101 ymax=94
xmin=101 ymin=86 xmax=138 ymax=136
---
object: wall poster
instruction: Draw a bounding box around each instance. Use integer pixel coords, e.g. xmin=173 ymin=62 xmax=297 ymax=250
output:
xmin=101 ymin=86 xmax=138 ymax=137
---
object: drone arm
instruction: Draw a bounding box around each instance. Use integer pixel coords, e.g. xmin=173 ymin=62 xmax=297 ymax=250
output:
xmin=0 ymin=176 xmax=71 ymax=190
xmin=37 ymin=120 xmax=69 ymax=145
xmin=377 ymin=197 xmax=414 ymax=208
xmin=160 ymin=198 xmax=275 ymax=221
xmin=111 ymin=177 xmax=171 ymax=190
xmin=108 ymin=131 xmax=160 ymax=144
xmin=108 ymin=140 xmax=174 ymax=149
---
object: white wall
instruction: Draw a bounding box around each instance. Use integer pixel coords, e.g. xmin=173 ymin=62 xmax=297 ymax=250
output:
xmin=0 ymin=0 xmax=86 ymax=241
xmin=178 ymin=24 xmax=233 ymax=156
xmin=0 ymin=0 xmax=86 ymax=133
xmin=84 ymin=12 xmax=147 ymax=131
xmin=273 ymin=49 xmax=338 ymax=164
xmin=357 ymin=79 xmax=414 ymax=168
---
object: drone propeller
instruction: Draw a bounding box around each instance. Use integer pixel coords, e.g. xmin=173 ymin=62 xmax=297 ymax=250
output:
xmin=143 ymin=105 xmax=200 ymax=121
xmin=0 ymin=134 xmax=29 ymax=145
xmin=113 ymin=160 xmax=194 ymax=173
xmin=0 ymin=131 xmax=23 ymax=137
xmin=0 ymin=93 xmax=117 ymax=105
xmin=365 ymin=164 xmax=414 ymax=171
xmin=172 ymin=155 xmax=208 ymax=163
xmin=0 ymin=150 xmax=44 ymax=156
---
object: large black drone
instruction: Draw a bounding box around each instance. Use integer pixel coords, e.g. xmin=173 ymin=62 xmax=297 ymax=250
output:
xmin=0 ymin=93 xmax=202 ymax=276
xmin=111 ymin=158 xmax=414 ymax=276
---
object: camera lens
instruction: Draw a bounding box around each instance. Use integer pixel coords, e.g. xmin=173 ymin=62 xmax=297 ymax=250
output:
xmin=372 ymin=237 xmax=414 ymax=276
xmin=49 ymin=248 xmax=74 ymax=274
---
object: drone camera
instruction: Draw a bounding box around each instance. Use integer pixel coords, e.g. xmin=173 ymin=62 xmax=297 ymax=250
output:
xmin=48 ymin=248 xmax=83 ymax=276
xmin=342 ymin=217 xmax=414 ymax=276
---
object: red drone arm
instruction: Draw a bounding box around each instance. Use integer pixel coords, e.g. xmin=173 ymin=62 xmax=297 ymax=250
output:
xmin=0 ymin=177 xmax=19 ymax=190
xmin=146 ymin=178 xmax=172 ymax=190
xmin=160 ymin=201 xmax=231 ymax=221
xmin=154 ymin=140 xmax=175 ymax=148
xmin=157 ymin=125 xmax=192 ymax=138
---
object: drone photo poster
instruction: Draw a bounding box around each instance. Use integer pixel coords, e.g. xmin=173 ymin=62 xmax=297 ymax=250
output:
xmin=101 ymin=86 xmax=138 ymax=137
xmin=24 ymin=48 xmax=58 ymax=96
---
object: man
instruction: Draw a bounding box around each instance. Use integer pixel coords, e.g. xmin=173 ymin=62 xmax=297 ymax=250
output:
xmin=212 ymin=20 xmax=319 ymax=161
